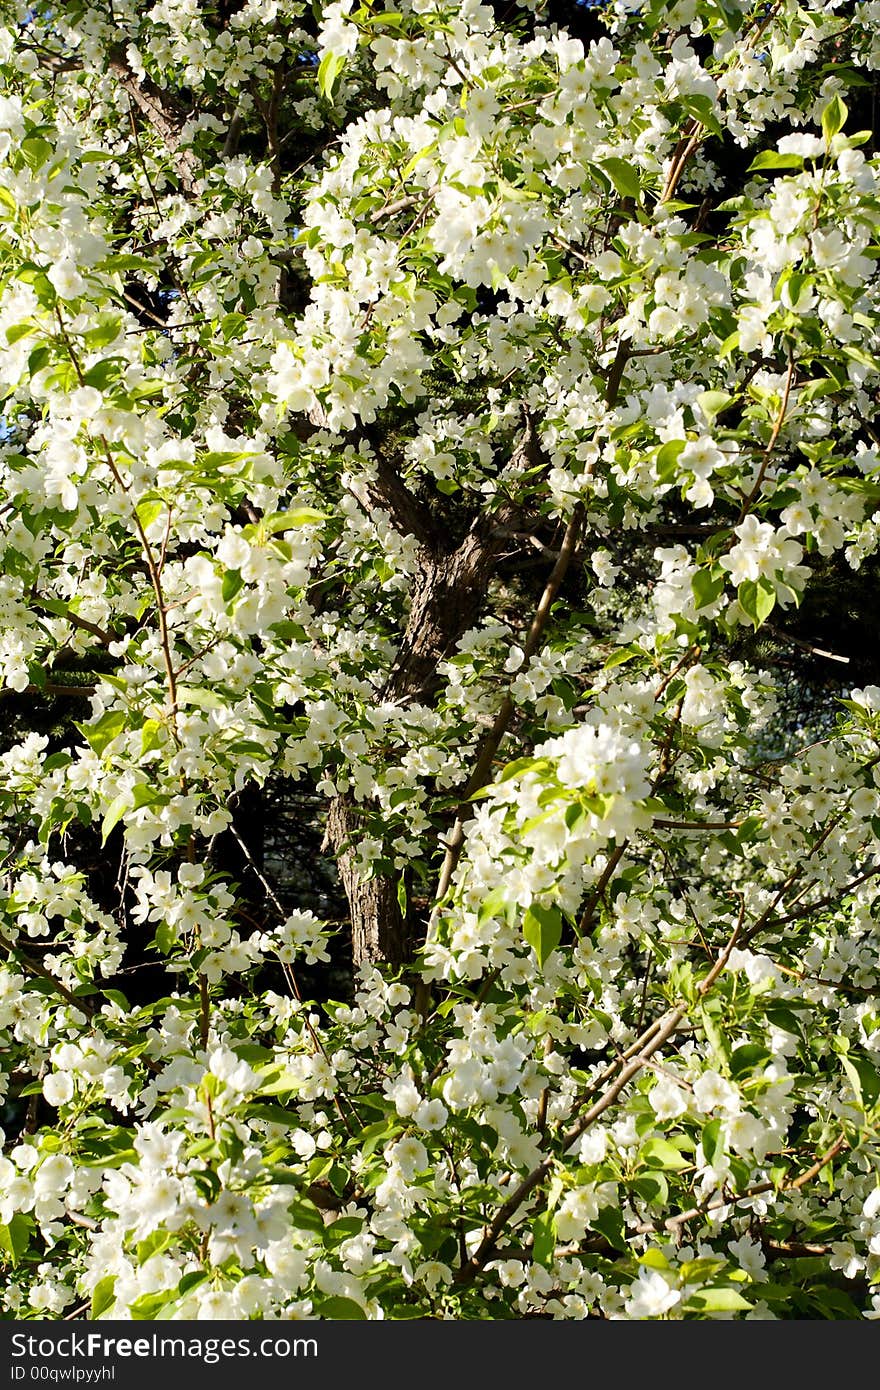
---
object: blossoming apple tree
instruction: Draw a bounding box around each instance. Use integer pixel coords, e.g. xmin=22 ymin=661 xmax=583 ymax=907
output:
xmin=1 ymin=0 xmax=880 ymax=1320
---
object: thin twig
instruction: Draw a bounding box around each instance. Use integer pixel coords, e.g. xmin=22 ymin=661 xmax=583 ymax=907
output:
xmin=455 ymin=907 xmax=745 ymax=1285
xmin=54 ymin=308 xmax=181 ymax=741
xmin=0 ymin=928 xmax=94 ymax=1018
xmin=735 ymin=349 xmax=796 ymax=525
xmin=655 ymin=1134 xmax=848 ymax=1235
xmin=32 ymin=602 xmax=117 ymax=647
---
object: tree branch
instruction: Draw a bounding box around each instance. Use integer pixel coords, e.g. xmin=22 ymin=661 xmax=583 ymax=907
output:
xmin=455 ymin=906 xmax=744 ymax=1285
xmin=650 ymin=1134 xmax=849 ymax=1237
xmin=109 ymin=53 xmax=199 ymax=192
xmin=0 ymin=928 xmax=94 ymax=1019
xmin=435 ymin=499 xmax=584 ymax=902
xmin=435 ymin=346 xmax=631 ymax=904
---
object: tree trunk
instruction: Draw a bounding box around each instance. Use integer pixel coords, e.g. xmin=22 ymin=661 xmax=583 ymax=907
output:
xmin=324 ymin=798 xmax=410 ymax=969
xmin=325 ymin=416 xmax=544 ymax=969
xmin=325 ymin=508 xmax=521 ymax=968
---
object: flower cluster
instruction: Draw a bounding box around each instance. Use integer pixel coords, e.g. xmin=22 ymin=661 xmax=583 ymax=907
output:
xmin=0 ymin=0 xmax=879 ymax=1325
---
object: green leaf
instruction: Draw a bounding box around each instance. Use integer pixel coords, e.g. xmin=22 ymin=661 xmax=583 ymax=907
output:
xmin=800 ymin=375 xmax=842 ymax=401
xmin=90 ymin=1275 xmax=116 ymax=1319
xmin=83 ymin=316 xmax=123 ymax=349
xmin=6 ymin=321 xmax=34 ymax=344
xmin=839 ymin=1052 xmax=864 ymax=1108
xmin=101 ymin=791 xmax=132 ymax=843
xmin=317 ymin=1295 xmax=367 ymax=1319
xmin=601 ymin=156 xmax=641 ymax=200
xmin=747 ymin=151 xmax=805 ymax=172
xmin=685 ymin=1287 xmax=753 ymax=1312
xmin=141 ymin=719 xmax=163 ymax=756
xmin=843 ymin=344 xmax=880 ymax=373
xmin=639 ymin=1247 xmax=670 ymax=1270
xmin=523 ymin=903 xmax=563 ymax=968
xmin=137 ymin=1230 xmax=176 ymax=1264
xmin=200 ymin=449 xmax=257 ymax=470
xmin=715 ymin=0 xmax=744 ymax=33
xmin=83 ymin=357 xmax=126 ymax=390
xmin=590 ymin=1205 xmax=629 ymax=1254
xmin=780 ymin=270 xmax=813 ymax=311
xmin=603 ymin=644 xmax=639 ymax=670
xmin=0 ymin=1214 xmax=32 ymax=1267
xmin=701 ymin=1118 xmax=724 ymax=1167
xmin=656 ymin=439 xmax=685 ymax=482
xmin=222 ymin=568 xmax=244 ymax=604
xmin=135 ymin=497 xmax=165 ymax=530
xmin=154 ymin=922 xmax=177 ymax=956
xmin=20 ymin=136 xmax=54 ymax=170
xmin=177 ymin=684 xmax=225 ymax=710
xmin=845 ymin=1055 xmax=880 ymax=1106
xmin=28 ymin=343 xmax=51 ymax=375
xmin=358 ymin=1119 xmax=398 ymax=1157
xmin=177 ymin=1271 xmax=210 ymax=1298
xmin=102 ymin=988 xmax=129 ymax=1011
xmin=264 ymin=506 xmax=325 ymax=532
xmin=822 ymin=94 xmax=848 ymax=142
xmin=318 ymin=51 xmax=346 ymax=102
xmin=288 ymin=1197 xmax=326 ymax=1234
xmin=324 ymin=1216 xmax=365 ymax=1248
xmin=808 ymin=1286 xmax=863 ymax=1319
xmin=401 ymin=141 xmax=438 ymax=178
xmin=564 ymin=802 xmax=586 ymax=831
xmin=718 ymin=329 xmax=739 ymax=358
xmin=730 ymin=1043 xmax=771 ymax=1078
xmin=696 ymin=390 xmax=733 ymax=420
xmin=737 ymin=577 xmax=776 ymax=628
xmin=79 ymin=709 xmax=127 ymax=756
xmin=631 ymin=1171 xmax=669 ymax=1205
xmin=678 ymin=1255 xmax=726 ymax=1283
xmin=735 ymin=814 xmax=763 ymax=846
xmin=103 ymin=253 xmax=155 ymax=274
xmin=532 ymin=1211 xmax=556 ymax=1266
xmin=129 ymin=1290 xmax=173 ymax=1320
xmin=42 ymin=751 xmax=71 ymax=774
xmin=692 ymin=566 xmax=725 ymax=611
xmin=497 ymin=755 xmax=551 ymax=784
xmin=679 ymin=93 xmax=723 ymax=140
xmin=640 ymin=1137 xmax=690 ymax=1171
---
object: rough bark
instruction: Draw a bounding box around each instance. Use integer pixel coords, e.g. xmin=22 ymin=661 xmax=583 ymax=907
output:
xmin=324 ymin=415 xmax=545 ymax=969
xmin=324 ymin=515 xmax=517 ymax=970
xmin=382 ymin=505 xmax=518 ymax=701
xmin=325 ymin=799 xmax=411 ymax=969
xmin=109 ymin=52 xmax=200 ymax=192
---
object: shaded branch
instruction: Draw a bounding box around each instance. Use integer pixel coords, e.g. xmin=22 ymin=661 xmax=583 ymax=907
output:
xmin=0 ymin=928 xmax=95 ymax=1019
xmin=109 ymin=52 xmax=199 ymax=192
